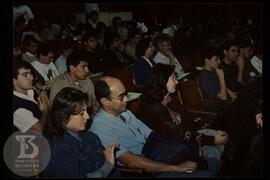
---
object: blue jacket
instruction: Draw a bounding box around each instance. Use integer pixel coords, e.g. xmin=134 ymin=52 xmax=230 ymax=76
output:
xmin=44 ymin=130 xmax=105 ymax=177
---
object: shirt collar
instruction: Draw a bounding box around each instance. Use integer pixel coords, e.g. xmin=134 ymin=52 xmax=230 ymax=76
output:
xmin=13 ymin=89 xmax=37 ymax=104
xmin=142 ymin=56 xmax=154 ymax=68
xmin=66 ymin=128 xmax=81 ymax=141
xmin=99 ymin=108 xmax=127 ymax=123
xmin=25 ymin=51 xmax=35 ymax=57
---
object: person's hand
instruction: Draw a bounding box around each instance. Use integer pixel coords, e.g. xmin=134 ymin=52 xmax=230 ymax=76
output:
xmin=13 ymin=47 xmax=22 ymax=56
xmin=214 ymin=130 xmax=229 ymax=145
xmin=35 ymin=80 xmax=53 ymax=94
xmin=104 ymin=143 xmax=119 ymax=165
xmin=256 ymin=113 xmax=263 ymax=128
xmin=215 ymin=68 xmax=224 ymax=75
xmin=164 ymin=49 xmax=175 ymax=61
xmin=172 ymin=161 xmax=197 ymax=173
xmin=229 ymin=92 xmax=238 ymax=102
xmin=38 ymin=91 xmax=50 ymax=112
xmin=236 ymin=56 xmax=245 ymax=67
xmin=161 ymin=93 xmax=172 ymax=106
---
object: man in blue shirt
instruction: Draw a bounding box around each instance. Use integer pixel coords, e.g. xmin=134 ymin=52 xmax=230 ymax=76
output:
xmin=90 ymin=76 xmax=217 ymax=177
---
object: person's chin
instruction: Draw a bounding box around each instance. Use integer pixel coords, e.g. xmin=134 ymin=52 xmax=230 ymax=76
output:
xmin=121 ymin=106 xmax=127 ymax=112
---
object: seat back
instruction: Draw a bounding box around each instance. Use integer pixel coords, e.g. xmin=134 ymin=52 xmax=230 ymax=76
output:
xmin=107 ymin=66 xmax=136 ymax=92
xmin=178 ymin=79 xmax=204 ymax=111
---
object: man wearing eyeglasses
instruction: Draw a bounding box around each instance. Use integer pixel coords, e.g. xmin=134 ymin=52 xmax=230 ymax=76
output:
xmin=90 ymin=76 xmax=216 ymax=177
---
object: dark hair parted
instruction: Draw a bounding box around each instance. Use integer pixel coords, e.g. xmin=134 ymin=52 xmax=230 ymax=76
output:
xmin=142 ymin=63 xmax=175 ymax=103
xmin=104 ymin=32 xmax=120 ymax=47
xmin=94 ymin=79 xmax=111 ymax=106
xmin=223 ymin=39 xmax=238 ymax=51
xmin=13 ymin=57 xmax=33 ymax=79
xmin=135 ymin=38 xmax=152 ymax=58
xmin=201 ymin=45 xmax=223 ymax=61
xmin=66 ymin=50 xmax=89 ymax=72
xmin=23 ymin=35 xmax=39 ymax=47
xmin=156 ymin=33 xmax=171 ymax=50
xmin=46 ymin=87 xmax=88 ymax=138
xmin=36 ymin=41 xmax=54 ymax=58
xmin=82 ymin=31 xmax=97 ymax=43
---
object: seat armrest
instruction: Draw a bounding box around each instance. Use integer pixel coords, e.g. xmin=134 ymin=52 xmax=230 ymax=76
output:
xmin=187 ymin=109 xmax=217 ymax=128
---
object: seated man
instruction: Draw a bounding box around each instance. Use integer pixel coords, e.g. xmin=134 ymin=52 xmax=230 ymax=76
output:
xmin=197 ymin=46 xmax=229 ymax=101
xmin=13 ymin=58 xmax=49 ymax=133
xmin=30 ymin=41 xmax=60 ymax=93
xmin=21 ymin=35 xmax=39 ymax=63
xmin=49 ymin=50 xmax=98 ymax=113
xmin=218 ymin=40 xmax=241 ymax=96
xmin=153 ymin=34 xmax=185 ymax=79
xmin=90 ymin=76 xmax=220 ymax=177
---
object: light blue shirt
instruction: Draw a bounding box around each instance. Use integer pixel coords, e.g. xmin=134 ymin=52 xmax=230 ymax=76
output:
xmin=90 ymin=109 xmax=152 ymax=159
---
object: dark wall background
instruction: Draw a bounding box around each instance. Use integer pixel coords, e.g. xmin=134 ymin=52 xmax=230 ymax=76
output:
xmin=14 ymin=3 xmax=262 ymax=25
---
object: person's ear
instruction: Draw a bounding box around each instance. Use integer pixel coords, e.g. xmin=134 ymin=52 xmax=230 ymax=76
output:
xmin=100 ymin=97 xmax=110 ymax=106
xmin=13 ymin=78 xmax=17 ymax=86
xmin=223 ymin=50 xmax=227 ymax=56
xmin=69 ymin=65 xmax=76 ymax=72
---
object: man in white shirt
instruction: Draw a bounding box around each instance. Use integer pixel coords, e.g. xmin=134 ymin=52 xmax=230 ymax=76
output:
xmin=13 ymin=59 xmax=49 ymax=133
xmin=31 ymin=41 xmax=59 ymax=82
xmin=153 ymin=34 xmax=185 ymax=79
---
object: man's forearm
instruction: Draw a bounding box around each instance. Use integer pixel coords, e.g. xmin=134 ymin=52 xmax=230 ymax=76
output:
xmin=216 ymin=69 xmax=227 ymax=100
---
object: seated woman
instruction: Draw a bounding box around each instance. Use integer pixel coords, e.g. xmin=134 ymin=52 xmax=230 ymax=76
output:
xmin=137 ymin=63 xmax=229 ymax=161
xmin=132 ymin=37 xmax=156 ymax=86
xmin=44 ymin=87 xmax=119 ymax=177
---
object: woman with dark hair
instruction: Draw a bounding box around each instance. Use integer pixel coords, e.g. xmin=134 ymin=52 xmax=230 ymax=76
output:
xmin=137 ymin=63 xmax=228 ymax=174
xmin=132 ymin=38 xmax=156 ymax=86
xmin=44 ymin=87 xmax=119 ymax=177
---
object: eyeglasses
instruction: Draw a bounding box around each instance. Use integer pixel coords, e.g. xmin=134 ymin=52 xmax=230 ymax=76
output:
xmin=108 ymin=91 xmax=128 ymax=102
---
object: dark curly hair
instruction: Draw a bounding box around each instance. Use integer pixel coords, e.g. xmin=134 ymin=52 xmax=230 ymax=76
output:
xmin=142 ymin=63 xmax=175 ymax=104
xmin=135 ymin=37 xmax=152 ymax=58
xmin=46 ymin=87 xmax=88 ymax=138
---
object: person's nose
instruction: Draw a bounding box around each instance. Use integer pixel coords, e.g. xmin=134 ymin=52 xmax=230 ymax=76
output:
xmin=85 ymin=67 xmax=90 ymax=74
xmin=28 ymin=74 xmax=34 ymax=81
xmin=84 ymin=111 xmax=90 ymax=120
xmin=123 ymin=95 xmax=128 ymax=103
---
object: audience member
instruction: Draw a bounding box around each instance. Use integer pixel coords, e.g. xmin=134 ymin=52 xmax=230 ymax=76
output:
xmin=44 ymin=87 xmax=118 ymax=177
xmin=21 ymin=35 xmax=39 ymax=63
xmin=49 ymin=50 xmax=98 ymax=113
xmin=90 ymin=76 xmax=219 ymax=177
xmin=124 ymin=28 xmax=142 ymax=61
xmin=54 ymin=39 xmax=74 ymax=75
xmin=13 ymin=59 xmax=49 ymax=133
xmin=133 ymin=38 xmax=156 ymax=86
xmin=153 ymin=34 xmax=185 ymax=79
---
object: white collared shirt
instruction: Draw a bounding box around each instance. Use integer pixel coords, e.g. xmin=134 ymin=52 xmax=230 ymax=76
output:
xmin=250 ymin=55 xmax=262 ymax=74
xmin=13 ymin=89 xmax=39 ymax=133
xmin=142 ymin=56 xmax=154 ymax=68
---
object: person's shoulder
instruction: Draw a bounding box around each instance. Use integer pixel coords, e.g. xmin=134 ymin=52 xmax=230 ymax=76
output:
xmin=54 ymin=72 xmax=68 ymax=81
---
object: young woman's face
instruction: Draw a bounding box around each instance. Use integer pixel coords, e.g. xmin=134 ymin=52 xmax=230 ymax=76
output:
xmin=166 ymin=73 xmax=178 ymax=94
xmin=66 ymin=103 xmax=90 ymax=132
